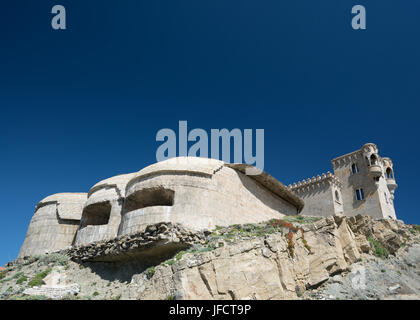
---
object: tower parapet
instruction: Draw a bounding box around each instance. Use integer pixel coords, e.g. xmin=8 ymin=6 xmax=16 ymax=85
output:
xmin=288 ymin=171 xmax=342 ymax=193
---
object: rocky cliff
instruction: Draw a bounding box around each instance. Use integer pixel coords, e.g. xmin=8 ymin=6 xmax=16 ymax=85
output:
xmin=1 ymin=214 xmax=419 ymax=300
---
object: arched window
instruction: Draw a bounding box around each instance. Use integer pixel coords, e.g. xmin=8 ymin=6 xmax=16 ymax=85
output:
xmin=335 ymin=190 xmax=340 ymax=202
xmin=351 ymin=163 xmax=359 ymax=174
xmin=370 ymin=154 xmax=378 ymax=166
xmin=386 ymin=167 xmax=394 ymax=179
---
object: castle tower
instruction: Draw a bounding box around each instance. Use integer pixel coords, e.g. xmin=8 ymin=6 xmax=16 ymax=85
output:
xmin=289 ymin=143 xmax=397 ymax=219
xmin=331 ymin=143 xmax=397 ymax=219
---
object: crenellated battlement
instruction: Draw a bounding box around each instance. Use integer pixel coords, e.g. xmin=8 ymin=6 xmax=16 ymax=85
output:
xmin=288 ymin=171 xmax=342 ymax=193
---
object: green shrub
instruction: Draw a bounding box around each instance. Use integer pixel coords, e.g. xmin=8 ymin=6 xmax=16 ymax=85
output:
xmin=166 ymin=260 xmax=175 ymax=266
xmin=175 ymin=251 xmax=186 ymax=261
xmin=93 ymin=291 xmax=99 ymax=297
xmin=16 ymin=275 xmax=27 ymax=284
xmin=165 ymin=295 xmax=175 ymax=300
xmin=113 ymin=295 xmax=121 ymax=300
xmin=28 ymin=268 xmax=52 ymax=287
xmin=368 ymin=237 xmax=389 ymax=259
xmin=12 ymin=272 xmax=24 ymax=279
xmin=146 ymin=266 xmax=156 ymax=279
xmin=0 ymin=271 xmax=24 ymax=283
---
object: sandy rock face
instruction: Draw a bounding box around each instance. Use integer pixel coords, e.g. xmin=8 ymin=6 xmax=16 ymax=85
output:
xmin=126 ymin=214 xmax=414 ymax=300
xmin=4 ymin=214 xmax=418 ymax=300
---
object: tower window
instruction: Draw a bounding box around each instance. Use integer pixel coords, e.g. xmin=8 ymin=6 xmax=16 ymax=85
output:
xmin=335 ymin=190 xmax=340 ymax=202
xmin=386 ymin=167 xmax=394 ymax=179
xmin=355 ymin=188 xmax=365 ymax=201
xmin=370 ymin=154 xmax=378 ymax=166
xmin=351 ymin=163 xmax=359 ymax=174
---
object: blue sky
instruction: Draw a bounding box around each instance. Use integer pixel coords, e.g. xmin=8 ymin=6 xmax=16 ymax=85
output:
xmin=0 ymin=1 xmax=419 ymax=266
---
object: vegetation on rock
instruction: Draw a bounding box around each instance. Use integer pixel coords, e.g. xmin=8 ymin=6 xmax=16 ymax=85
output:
xmin=28 ymin=268 xmax=52 ymax=287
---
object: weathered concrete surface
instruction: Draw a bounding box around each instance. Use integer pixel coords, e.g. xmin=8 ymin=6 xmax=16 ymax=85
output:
xmin=18 ymin=193 xmax=87 ymax=258
xmin=120 ymin=157 xmax=302 ymax=236
xmin=74 ymin=173 xmax=136 ymax=245
xmin=19 ymin=157 xmax=303 ymax=259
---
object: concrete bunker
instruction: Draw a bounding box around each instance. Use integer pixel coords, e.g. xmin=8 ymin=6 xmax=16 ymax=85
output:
xmin=19 ymin=157 xmax=304 ymax=258
xmin=18 ymin=193 xmax=87 ymax=258
xmin=118 ymin=157 xmax=304 ymax=237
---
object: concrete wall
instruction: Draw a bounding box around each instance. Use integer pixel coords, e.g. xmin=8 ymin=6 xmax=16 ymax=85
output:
xmin=119 ymin=158 xmax=300 ymax=236
xmin=18 ymin=193 xmax=87 ymax=258
xmin=19 ymin=157 xmax=303 ymax=257
xmin=74 ymin=173 xmax=135 ymax=245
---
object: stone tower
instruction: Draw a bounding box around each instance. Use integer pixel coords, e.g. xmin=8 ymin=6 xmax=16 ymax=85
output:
xmin=290 ymin=143 xmax=397 ymax=219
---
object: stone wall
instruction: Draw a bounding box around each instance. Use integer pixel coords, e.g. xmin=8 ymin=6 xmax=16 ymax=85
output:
xmin=289 ymin=174 xmax=342 ymax=217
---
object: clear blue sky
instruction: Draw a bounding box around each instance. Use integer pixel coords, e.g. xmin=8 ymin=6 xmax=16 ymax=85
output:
xmin=1 ymin=1 xmax=419 ymax=266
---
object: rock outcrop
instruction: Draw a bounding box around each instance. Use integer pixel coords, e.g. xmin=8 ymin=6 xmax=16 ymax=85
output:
xmin=3 ymin=214 xmax=419 ymax=300
xmin=128 ymin=214 xmax=410 ymax=300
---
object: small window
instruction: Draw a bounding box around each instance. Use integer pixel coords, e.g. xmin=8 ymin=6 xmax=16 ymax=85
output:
xmin=355 ymin=188 xmax=365 ymax=201
xmin=351 ymin=163 xmax=359 ymax=174
xmin=370 ymin=154 xmax=378 ymax=166
xmin=384 ymin=192 xmax=388 ymax=204
xmin=335 ymin=190 xmax=340 ymax=202
xmin=386 ymin=168 xmax=394 ymax=179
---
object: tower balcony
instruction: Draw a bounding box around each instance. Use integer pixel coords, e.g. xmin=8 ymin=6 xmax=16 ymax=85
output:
xmin=386 ymin=178 xmax=398 ymax=192
xmin=368 ymin=165 xmax=382 ymax=177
